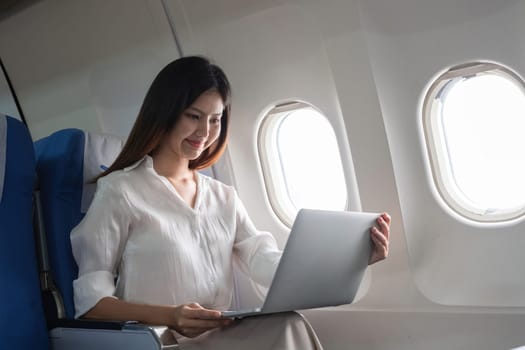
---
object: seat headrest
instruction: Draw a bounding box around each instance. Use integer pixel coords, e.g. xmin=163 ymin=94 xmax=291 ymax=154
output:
xmin=81 ymin=131 xmax=123 ymax=212
xmin=0 ymin=114 xmax=6 ymax=204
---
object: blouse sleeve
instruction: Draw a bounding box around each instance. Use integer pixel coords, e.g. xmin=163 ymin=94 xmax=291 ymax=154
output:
xmin=70 ymin=177 xmax=132 ymax=318
xmin=232 ymin=191 xmax=282 ymax=287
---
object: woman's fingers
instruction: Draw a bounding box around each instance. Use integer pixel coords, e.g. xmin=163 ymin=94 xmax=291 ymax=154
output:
xmin=381 ymin=212 xmax=391 ymax=225
xmin=368 ymin=213 xmax=391 ymax=264
xmin=371 ymin=226 xmax=388 ymax=247
xmin=377 ymin=214 xmax=390 ymax=238
xmin=372 ymin=227 xmax=388 ymax=251
xmin=173 ymin=303 xmax=233 ymax=337
xmin=183 ymin=303 xmax=220 ymax=319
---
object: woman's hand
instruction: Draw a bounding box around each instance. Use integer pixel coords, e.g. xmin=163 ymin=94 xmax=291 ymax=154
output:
xmin=369 ymin=212 xmax=391 ymax=265
xmin=171 ymin=302 xmax=233 ymax=338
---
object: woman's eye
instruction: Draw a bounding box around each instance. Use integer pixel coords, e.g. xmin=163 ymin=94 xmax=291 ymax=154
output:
xmin=186 ymin=113 xmax=199 ymax=120
xmin=211 ymin=118 xmax=221 ymax=124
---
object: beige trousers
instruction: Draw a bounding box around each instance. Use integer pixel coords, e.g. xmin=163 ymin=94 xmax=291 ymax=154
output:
xmin=177 ymin=312 xmax=323 ymax=350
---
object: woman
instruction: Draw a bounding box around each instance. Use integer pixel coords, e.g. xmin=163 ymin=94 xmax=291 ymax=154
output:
xmin=71 ymin=56 xmax=391 ymax=348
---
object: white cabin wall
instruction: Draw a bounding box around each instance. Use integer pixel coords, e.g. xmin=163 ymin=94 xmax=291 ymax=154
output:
xmin=298 ymin=0 xmax=426 ymax=309
xmin=306 ymin=1 xmax=525 ymax=346
xmin=0 ymin=0 xmax=179 ymax=139
xmin=166 ymin=1 xmax=525 ymax=349
xmin=359 ymin=0 xmax=525 ymax=307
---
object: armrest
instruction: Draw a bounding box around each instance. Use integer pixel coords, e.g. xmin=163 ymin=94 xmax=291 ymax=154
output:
xmin=49 ymin=318 xmax=136 ymax=330
xmin=49 ymin=319 xmax=179 ymax=350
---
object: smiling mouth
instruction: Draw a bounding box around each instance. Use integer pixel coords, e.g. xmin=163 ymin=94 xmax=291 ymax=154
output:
xmin=186 ymin=139 xmax=205 ymax=149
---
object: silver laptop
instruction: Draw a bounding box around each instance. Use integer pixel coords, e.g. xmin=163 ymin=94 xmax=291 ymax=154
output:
xmin=221 ymin=209 xmax=377 ymax=318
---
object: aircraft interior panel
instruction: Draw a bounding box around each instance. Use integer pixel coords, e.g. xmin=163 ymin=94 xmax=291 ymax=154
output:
xmin=2 ymin=0 xmax=525 ymax=349
xmin=359 ymin=0 xmax=525 ymax=307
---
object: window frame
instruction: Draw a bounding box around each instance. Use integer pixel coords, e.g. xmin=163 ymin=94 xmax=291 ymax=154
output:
xmin=422 ymin=61 xmax=525 ymax=222
xmin=257 ymin=101 xmax=348 ymax=227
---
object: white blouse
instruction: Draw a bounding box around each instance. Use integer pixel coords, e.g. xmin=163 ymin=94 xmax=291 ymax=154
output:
xmin=71 ymin=156 xmax=282 ymax=318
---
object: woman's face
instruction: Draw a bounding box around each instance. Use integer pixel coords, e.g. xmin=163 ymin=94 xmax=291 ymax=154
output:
xmin=159 ymin=89 xmax=224 ymax=162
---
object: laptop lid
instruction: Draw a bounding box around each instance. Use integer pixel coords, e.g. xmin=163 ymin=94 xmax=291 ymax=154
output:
xmin=261 ymin=209 xmax=376 ymax=313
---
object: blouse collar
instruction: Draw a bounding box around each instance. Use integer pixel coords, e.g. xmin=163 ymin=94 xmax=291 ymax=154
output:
xmin=123 ymin=155 xmax=154 ymax=172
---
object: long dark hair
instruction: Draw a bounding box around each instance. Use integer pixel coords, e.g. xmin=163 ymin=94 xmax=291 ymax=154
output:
xmin=97 ymin=56 xmax=231 ymax=180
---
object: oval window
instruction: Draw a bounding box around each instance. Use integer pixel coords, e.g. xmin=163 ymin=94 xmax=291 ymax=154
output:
xmin=258 ymin=102 xmax=347 ymax=226
xmin=423 ymin=62 xmax=525 ymax=222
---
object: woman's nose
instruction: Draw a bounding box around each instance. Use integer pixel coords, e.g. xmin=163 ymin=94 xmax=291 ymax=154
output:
xmin=196 ymin=119 xmax=209 ymax=137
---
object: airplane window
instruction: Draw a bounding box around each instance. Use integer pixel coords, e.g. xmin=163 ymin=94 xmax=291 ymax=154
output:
xmin=258 ymin=102 xmax=347 ymax=227
xmin=423 ymin=62 xmax=525 ymax=222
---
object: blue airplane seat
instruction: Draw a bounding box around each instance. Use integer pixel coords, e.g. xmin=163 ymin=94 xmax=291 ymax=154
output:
xmin=34 ymin=128 xmax=180 ymax=349
xmin=0 ymin=114 xmax=50 ymax=350
xmin=34 ymin=128 xmax=86 ymax=319
xmin=34 ymin=128 xmax=126 ymax=319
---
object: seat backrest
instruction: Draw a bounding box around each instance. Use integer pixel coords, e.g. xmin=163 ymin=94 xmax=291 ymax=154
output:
xmin=0 ymin=114 xmax=49 ymax=350
xmin=35 ymin=129 xmax=123 ymax=319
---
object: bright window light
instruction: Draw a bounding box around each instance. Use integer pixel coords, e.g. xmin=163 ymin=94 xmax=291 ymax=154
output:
xmin=424 ymin=62 xmax=525 ymax=221
xmin=258 ymin=103 xmax=347 ymax=226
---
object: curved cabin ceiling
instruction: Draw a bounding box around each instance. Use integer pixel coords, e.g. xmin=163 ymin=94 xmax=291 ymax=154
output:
xmin=0 ymin=0 xmax=41 ymax=22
